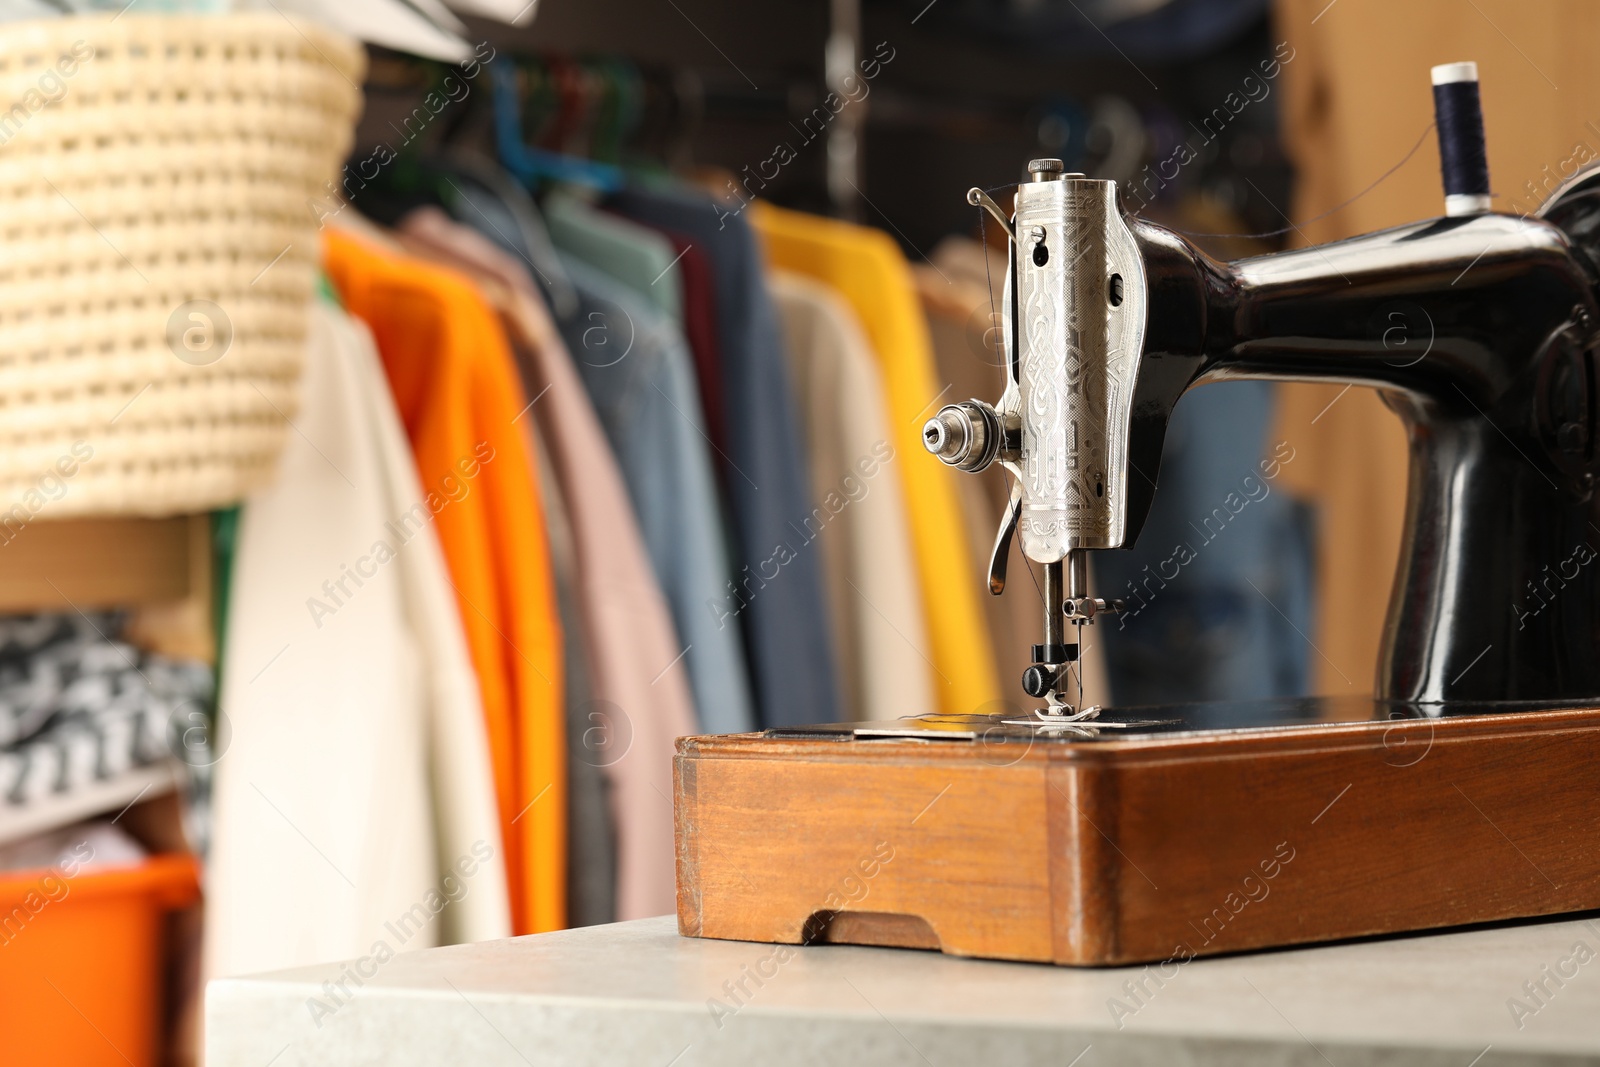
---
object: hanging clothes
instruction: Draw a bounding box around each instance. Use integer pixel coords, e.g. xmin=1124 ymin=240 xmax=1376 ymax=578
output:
xmin=437 ymin=181 xmax=758 ymax=738
xmin=769 ymin=271 xmax=935 ymax=721
xmin=397 ymin=205 xmax=697 ymax=919
xmin=550 ymin=251 xmax=757 ymax=738
xmin=323 ymin=229 xmax=565 ymax=935
xmin=544 ymin=191 xmax=684 ymax=322
xmin=207 ymin=296 xmax=510 ymax=979
xmin=611 ymin=184 xmax=844 ymax=728
xmin=752 ymin=203 xmax=1001 ymax=717
xmin=434 ymin=154 xmax=581 ymax=320
xmin=657 ymin=231 xmax=729 ymax=458
xmin=526 ymin=421 xmax=616 ymax=929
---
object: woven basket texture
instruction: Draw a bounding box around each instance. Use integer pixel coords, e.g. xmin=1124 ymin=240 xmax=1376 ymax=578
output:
xmin=0 ymin=14 xmax=364 ymax=520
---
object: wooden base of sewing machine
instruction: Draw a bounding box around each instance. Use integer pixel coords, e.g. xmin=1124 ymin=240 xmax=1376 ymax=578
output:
xmin=673 ymin=699 xmax=1600 ymax=966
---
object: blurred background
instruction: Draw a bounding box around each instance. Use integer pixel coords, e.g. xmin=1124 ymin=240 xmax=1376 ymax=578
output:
xmin=0 ymin=0 xmax=1594 ymax=1062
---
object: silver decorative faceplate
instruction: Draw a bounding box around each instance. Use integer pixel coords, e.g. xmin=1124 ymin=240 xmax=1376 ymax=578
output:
xmin=1011 ymin=178 xmax=1146 ymax=561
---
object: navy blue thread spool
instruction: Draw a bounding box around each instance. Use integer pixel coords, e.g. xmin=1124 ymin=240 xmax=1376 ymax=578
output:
xmin=1431 ymin=61 xmax=1491 ymax=216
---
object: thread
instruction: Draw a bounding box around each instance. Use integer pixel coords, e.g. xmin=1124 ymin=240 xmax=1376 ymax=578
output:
xmin=1162 ymin=121 xmax=1438 ymax=241
xmin=971 ymin=201 xmax=1048 ymax=611
xmin=1432 ymin=61 xmax=1491 ymax=215
xmin=980 ymin=117 xmax=1438 ymax=244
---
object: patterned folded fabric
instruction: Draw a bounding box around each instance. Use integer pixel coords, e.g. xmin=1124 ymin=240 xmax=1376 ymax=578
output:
xmin=0 ymin=613 xmax=213 ymax=820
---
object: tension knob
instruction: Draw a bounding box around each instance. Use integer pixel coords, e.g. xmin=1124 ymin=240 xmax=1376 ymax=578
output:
xmin=922 ymin=400 xmax=1002 ymax=472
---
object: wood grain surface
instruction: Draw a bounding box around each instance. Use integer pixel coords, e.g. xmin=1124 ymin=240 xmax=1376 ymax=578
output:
xmin=675 ymin=708 xmax=1600 ymax=965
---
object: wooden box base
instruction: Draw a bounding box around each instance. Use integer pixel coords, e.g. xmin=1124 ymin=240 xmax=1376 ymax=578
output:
xmin=673 ymin=700 xmax=1600 ymax=965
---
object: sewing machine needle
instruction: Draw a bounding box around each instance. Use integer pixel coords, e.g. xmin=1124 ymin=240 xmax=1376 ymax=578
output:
xmin=1077 ymin=623 xmax=1085 ymax=712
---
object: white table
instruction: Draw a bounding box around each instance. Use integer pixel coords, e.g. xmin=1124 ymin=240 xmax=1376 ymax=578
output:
xmin=206 ymin=914 xmax=1600 ymax=1065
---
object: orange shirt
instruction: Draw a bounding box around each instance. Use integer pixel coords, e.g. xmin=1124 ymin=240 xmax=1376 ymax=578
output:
xmin=324 ymin=230 xmax=565 ymax=933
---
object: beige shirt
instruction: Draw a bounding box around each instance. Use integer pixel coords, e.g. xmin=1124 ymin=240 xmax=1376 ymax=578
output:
xmin=207 ymin=299 xmax=510 ymax=981
xmin=770 ymin=271 xmax=936 ymax=719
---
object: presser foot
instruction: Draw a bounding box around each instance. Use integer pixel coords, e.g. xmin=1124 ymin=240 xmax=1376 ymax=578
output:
xmin=1018 ymin=653 xmax=1099 ymax=725
xmin=993 ymin=701 xmax=1103 ymax=736
xmin=1038 ymin=701 xmax=1101 ymax=723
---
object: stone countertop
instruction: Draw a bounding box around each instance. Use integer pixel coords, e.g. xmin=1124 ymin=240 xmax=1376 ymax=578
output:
xmin=206 ymin=914 xmax=1600 ymax=1066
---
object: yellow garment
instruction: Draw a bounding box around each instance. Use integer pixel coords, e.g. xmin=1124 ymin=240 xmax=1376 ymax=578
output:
xmin=1274 ymin=0 xmax=1600 ymax=693
xmin=752 ymin=203 xmax=1000 ymax=714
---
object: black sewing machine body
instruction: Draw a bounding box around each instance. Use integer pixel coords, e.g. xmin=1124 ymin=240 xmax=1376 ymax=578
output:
xmin=1126 ymin=171 xmax=1600 ymax=704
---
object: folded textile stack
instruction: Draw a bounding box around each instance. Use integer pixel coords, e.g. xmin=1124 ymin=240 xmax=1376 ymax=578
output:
xmin=0 ymin=613 xmax=213 ymax=847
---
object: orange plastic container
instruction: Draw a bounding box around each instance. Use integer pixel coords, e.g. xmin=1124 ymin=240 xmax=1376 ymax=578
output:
xmin=0 ymin=853 xmax=200 ymax=1067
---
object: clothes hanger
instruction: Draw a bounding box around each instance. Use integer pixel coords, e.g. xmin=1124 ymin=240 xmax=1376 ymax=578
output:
xmin=592 ymin=58 xmax=645 ymax=165
xmin=432 ymin=151 xmax=581 ymax=319
xmin=547 ymin=58 xmax=589 ymax=157
xmin=492 ymin=59 xmax=625 ymax=192
xmin=581 ymin=60 xmax=616 ymax=163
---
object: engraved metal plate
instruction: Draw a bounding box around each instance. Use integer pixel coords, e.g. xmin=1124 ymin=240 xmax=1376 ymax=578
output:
xmin=1011 ymin=178 xmax=1146 ymax=560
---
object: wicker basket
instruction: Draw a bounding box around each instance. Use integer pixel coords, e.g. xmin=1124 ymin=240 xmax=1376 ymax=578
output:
xmin=0 ymin=14 xmax=364 ymax=519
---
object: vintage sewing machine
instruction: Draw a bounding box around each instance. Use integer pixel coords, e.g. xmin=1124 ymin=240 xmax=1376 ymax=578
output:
xmin=674 ymin=64 xmax=1600 ymax=965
